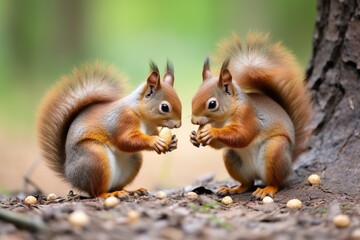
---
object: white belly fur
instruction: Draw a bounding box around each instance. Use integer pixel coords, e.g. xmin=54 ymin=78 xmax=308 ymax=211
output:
xmin=233 ymin=136 xmax=266 ymax=182
xmin=105 ymin=145 xmax=139 ymax=191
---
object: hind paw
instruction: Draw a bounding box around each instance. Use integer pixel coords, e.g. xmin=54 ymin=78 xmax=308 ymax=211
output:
xmin=217 ymin=185 xmax=249 ymax=196
xmin=252 ymin=186 xmax=278 ymax=199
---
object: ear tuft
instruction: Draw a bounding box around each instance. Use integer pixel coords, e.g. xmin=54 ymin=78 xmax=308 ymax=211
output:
xmin=163 ymin=60 xmax=175 ymax=86
xmin=202 ymin=57 xmax=212 ymax=81
xmin=220 ymin=58 xmax=230 ymax=73
xmin=149 ymin=60 xmax=159 ymax=74
xmin=166 ymin=59 xmax=174 ymax=75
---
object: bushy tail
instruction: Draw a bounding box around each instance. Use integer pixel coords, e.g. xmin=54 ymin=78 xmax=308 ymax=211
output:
xmin=37 ymin=61 xmax=126 ymax=177
xmin=218 ymin=32 xmax=313 ymax=159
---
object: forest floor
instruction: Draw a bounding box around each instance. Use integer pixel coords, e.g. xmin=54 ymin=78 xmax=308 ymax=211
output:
xmin=1 ymin=174 xmax=360 ymax=240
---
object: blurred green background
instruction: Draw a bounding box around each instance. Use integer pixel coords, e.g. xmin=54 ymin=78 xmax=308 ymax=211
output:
xmin=0 ymin=0 xmax=316 ymax=131
xmin=0 ymin=0 xmax=316 ymax=194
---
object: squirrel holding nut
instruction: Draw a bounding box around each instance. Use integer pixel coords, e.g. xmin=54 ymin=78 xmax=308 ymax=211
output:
xmin=190 ymin=32 xmax=312 ymax=199
xmin=37 ymin=61 xmax=181 ymax=198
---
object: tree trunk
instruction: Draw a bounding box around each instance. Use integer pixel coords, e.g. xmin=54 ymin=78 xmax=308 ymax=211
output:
xmin=296 ymin=0 xmax=360 ymax=197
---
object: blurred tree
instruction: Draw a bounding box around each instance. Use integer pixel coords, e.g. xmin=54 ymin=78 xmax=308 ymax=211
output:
xmin=298 ymin=0 xmax=360 ymax=196
xmin=6 ymin=0 xmax=85 ymax=80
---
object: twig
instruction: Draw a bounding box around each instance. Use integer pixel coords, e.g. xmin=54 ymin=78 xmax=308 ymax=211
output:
xmin=23 ymin=156 xmax=44 ymax=195
xmin=0 ymin=209 xmax=50 ymax=233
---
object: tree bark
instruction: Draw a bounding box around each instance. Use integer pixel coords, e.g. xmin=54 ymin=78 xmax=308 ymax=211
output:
xmin=296 ymin=0 xmax=360 ymax=197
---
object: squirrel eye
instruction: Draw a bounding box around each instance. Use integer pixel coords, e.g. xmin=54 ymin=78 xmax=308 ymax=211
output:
xmin=206 ymin=97 xmax=218 ymax=111
xmin=159 ymin=101 xmax=171 ymax=113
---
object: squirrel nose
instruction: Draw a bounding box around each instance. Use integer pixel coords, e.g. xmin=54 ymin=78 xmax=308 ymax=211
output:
xmin=191 ymin=116 xmax=200 ymax=125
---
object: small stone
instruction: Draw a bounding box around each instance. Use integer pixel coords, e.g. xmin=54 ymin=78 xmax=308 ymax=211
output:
xmin=221 ymin=196 xmax=233 ymax=205
xmin=333 ymin=214 xmax=350 ymax=228
xmin=127 ymin=210 xmax=140 ymax=224
xmin=186 ymin=192 xmax=198 ymax=199
xmin=46 ymin=193 xmax=57 ymax=201
xmin=159 ymin=127 xmax=172 ymax=145
xmin=286 ymin=199 xmax=302 ymax=209
xmin=308 ymin=174 xmax=321 ymax=185
xmin=24 ymin=196 xmax=37 ymax=205
xmin=104 ymin=196 xmax=120 ymax=208
xmin=68 ymin=210 xmax=89 ymax=228
xmin=156 ymin=191 xmax=167 ymax=199
xmin=262 ymin=196 xmax=274 ymax=204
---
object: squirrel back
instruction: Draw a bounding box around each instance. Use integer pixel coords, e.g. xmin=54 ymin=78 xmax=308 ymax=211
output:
xmin=218 ymin=32 xmax=312 ymax=158
xmin=37 ymin=62 xmax=125 ymax=177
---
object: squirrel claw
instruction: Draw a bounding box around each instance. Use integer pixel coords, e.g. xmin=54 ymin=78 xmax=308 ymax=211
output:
xmin=190 ymin=131 xmax=200 ymax=147
xmin=167 ymin=135 xmax=178 ymax=152
xmin=251 ymin=186 xmax=278 ymax=200
xmin=216 ymin=185 xmax=249 ymax=196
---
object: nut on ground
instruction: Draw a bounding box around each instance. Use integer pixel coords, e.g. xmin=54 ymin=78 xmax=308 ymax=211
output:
xmin=351 ymin=228 xmax=360 ymax=239
xmin=46 ymin=193 xmax=57 ymax=201
xmin=159 ymin=127 xmax=172 ymax=145
xmin=308 ymin=174 xmax=321 ymax=185
xmin=286 ymin=199 xmax=302 ymax=209
xmin=333 ymin=214 xmax=350 ymax=228
xmin=104 ymin=196 xmax=120 ymax=208
xmin=186 ymin=192 xmax=198 ymax=199
xmin=156 ymin=191 xmax=167 ymax=199
xmin=24 ymin=196 xmax=37 ymax=205
xmin=68 ymin=210 xmax=89 ymax=228
xmin=262 ymin=196 xmax=274 ymax=204
xmin=221 ymin=196 xmax=233 ymax=205
xmin=127 ymin=210 xmax=140 ymax=224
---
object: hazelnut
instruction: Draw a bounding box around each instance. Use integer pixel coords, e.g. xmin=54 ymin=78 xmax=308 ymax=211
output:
xmin=104 ymin=196 xmax=120 ymax=208
xmin=286 ymin=199 xmax=302 ymax=209
xmin=186 ymin=192 xmax=198 ymax=199
xmin=127 ymin=210 xmax=140 ymax=224
xmin=46 ymin=193 xmax=57 ymax=201
xmin=24 ymin=196 xmax=37 ymax=205
xmin=221 ymin=196 xmax=233 ymax=205
xmin=68 ymin=210 xmax=89 ymax=228
xmin=333 ymin=214 xmax=350 ymax=228
xmin=262 ymin=196 xmax=274 ymax=204
xmin=308 ymin=174 xmax=321 ymax=185
xmin=156 ymin=191 xmax=167 ymax=199
xmin=159 ymin=127 xmax=172 ymax=145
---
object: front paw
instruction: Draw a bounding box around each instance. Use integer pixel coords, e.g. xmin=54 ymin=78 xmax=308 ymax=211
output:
xmin=198 ymin=125 xmax=213 ymax=146
xmin=151 ymin=136 xmax=168 ymax=154
xmin=167 ymin=135 xmax=178 ymax=152
xmin=190 ymin=131 xmax=200 ymax=147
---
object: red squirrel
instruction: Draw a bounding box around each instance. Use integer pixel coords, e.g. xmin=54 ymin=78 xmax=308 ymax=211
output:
xmin=37 ymin=61 xmax=181 ymax=198
xmin=190 ymin=33 xmax=312 ymax=199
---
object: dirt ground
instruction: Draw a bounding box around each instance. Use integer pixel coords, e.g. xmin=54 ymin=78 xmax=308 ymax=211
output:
xmin=1 ymin=172 xmax=360 ymax=240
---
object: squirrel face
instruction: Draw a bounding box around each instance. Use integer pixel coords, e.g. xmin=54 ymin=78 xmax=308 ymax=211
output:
xmin=191 ymin=58 xmax=237 ymax=126
xmin=139 ymin=63 xmax=181 ymax=129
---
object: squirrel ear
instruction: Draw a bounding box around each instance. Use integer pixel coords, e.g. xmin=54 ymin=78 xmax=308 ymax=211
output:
xmin=219 ymin=69 xmax=232 ymax=86
xmin=218 ymin=59 xmax=232 ymax=94
xmin=163 ymin=60 xmax=174 ymax=86
xmin=202 ymin=57 xmax=212 ymax=81
xmin=218 ymin=69 xmax=233 ymax=95
xmin=163 ymin=72 xmax=174 ymax=86
xmin=146 ymin=71 xmax=161 ymax=97
xmin=146 ymin=61 xmax=161 ymax=97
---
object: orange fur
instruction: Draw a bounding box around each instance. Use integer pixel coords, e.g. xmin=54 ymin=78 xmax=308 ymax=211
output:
xmin=211 ymin=104 xmax=260 ymax=148
xmin=218 ymin=32 xmax=313 ymax=159
xmin=37 ymin=61 xmax=124 ymax=177
xmin=192 ymin=32 xmax=313 ymax=198
xmin=37 ymin=61 xmax=182 ymax=197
